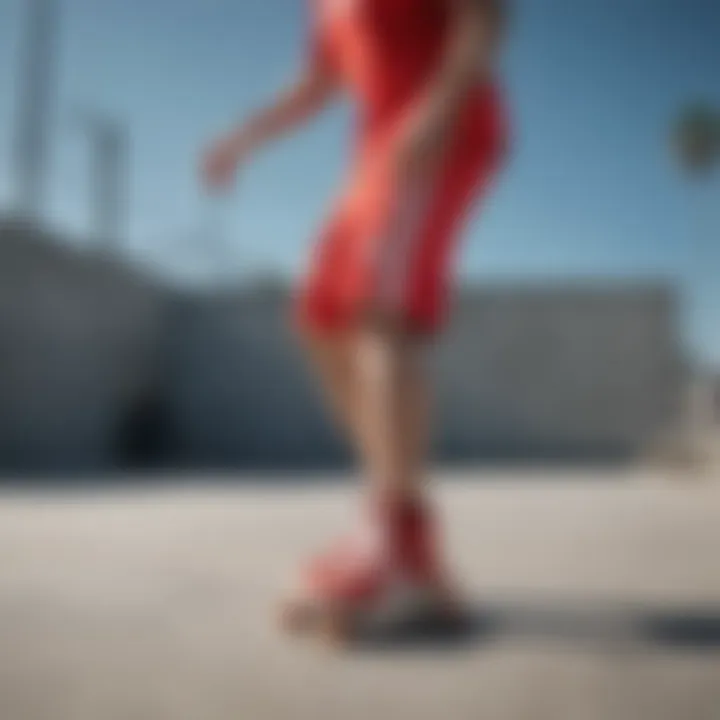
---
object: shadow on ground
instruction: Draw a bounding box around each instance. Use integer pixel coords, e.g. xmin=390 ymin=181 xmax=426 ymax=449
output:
xmin=356 ymin=599 xmax=720 ymax=654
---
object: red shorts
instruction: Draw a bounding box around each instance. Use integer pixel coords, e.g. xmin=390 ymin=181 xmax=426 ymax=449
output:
xmin=297 ymin=87 xmax=507 ymax=336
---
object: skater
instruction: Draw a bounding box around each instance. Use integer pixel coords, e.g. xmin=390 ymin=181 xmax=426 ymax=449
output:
xmin=201 ymin=0 xmax=509 ymax=641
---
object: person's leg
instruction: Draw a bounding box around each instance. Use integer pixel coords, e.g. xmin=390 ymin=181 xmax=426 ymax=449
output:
xmin=299 ymin=329 xmax=360 ymax=446
xmin=352 ymin=318 xmax=430 ymax=505
xmin=286 ymin=287 xmax=449 ymax=635
xmin=300 ymin=319 xmax=432 ymax=508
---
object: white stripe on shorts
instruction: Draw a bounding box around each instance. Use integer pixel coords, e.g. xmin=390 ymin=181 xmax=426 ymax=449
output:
xmin=372 ymin=171 xmax=438 ymax=316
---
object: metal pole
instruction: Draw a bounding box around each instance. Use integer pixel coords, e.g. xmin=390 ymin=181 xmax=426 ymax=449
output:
xmin=78 ymin=112 xmax=128 ymax=248
xmin=12 ymin=0 xmax=60 ymax=222
xmin=92 ymin=122 xmax=126 ymax=248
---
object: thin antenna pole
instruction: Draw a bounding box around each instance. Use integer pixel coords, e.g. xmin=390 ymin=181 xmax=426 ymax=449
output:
xmin=77 ymin=111 xmax=128 ymax=248
xmin=12 ymin=0 xmax=60 ymax=222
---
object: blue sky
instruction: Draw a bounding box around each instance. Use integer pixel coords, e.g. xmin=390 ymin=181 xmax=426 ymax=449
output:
xmin=0 ymin=0 xmax=719 ymax=357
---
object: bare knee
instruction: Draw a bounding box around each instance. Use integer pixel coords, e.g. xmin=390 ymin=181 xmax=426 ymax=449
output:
xmin=353 ymin=315 xmax=425 ymax=386
xmin=298 ymin=325 xmax=353 ymax=376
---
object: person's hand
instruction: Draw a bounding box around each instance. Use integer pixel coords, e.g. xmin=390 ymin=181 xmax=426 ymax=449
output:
xmin=200 ymin=130 xmax=252 ymax=192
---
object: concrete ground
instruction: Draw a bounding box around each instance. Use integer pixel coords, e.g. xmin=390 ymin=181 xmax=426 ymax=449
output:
xmin=1 ymin=468 xmax=719 ymax=720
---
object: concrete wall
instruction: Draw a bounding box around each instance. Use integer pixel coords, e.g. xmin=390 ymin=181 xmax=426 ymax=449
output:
xmin=163 ymin=288 xmax=346 ymax=468
xmin=434 ymin=286 xmax=682 ymax=459
xmin=169 ymin=283 xmax=683 ymax=466
xmin=0 ymin=220 xmax=684 ymax=473
xmin=0 ymin=220 xmax=170 ymax=472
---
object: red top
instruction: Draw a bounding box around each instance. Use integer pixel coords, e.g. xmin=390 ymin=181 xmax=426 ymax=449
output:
xmin=312 ymin=0 xmax=464 ymax=136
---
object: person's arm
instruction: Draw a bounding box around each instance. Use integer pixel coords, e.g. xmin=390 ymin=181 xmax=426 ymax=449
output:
xmin=202 ymin=45 xmax=340 ymax=189
xmin=396 ymin=0 xmax=504 ymax=175
xmin=232 ymin=66 xmax=338 ymax=151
